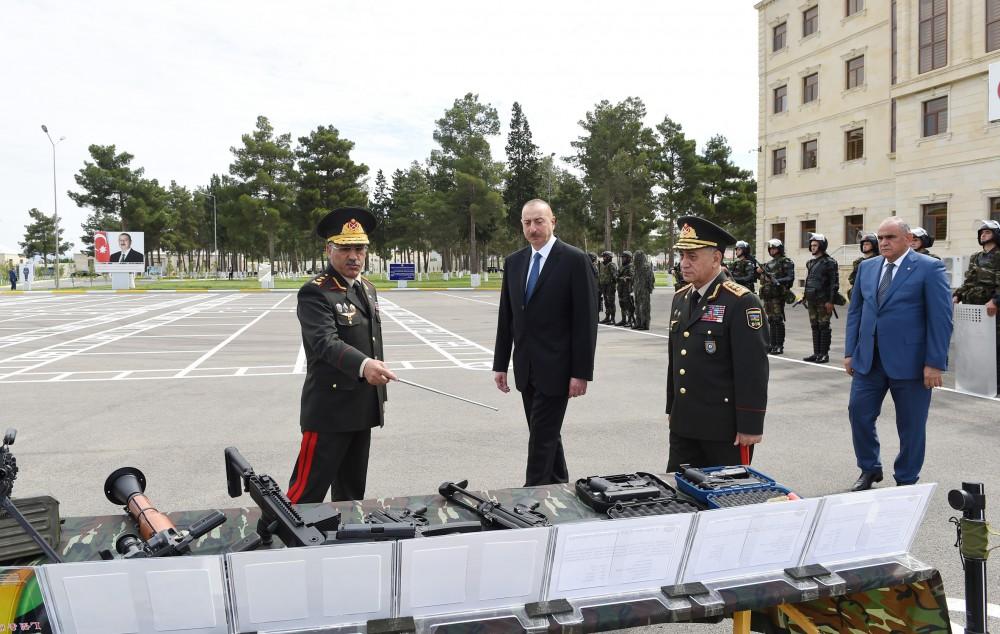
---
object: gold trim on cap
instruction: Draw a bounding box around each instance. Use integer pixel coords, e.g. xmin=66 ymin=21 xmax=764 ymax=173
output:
xmin=327 ymin=218 xmax=370 ymax=245
xmin=674 ymin=222 xmax=719 ymax=249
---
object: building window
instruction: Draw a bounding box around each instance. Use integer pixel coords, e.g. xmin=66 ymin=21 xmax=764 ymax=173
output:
xmin=845 ymin=128 xmax=864 ymax=160
xmin=990 ymin=196 xmax=1000 ymax=222
xmin=922 ymin=96 xmax=948 ymax=137
xmin=772 ymin=223 xmax=786 ymax=244
xmin=891 ymin=1 xmax=898 ymax=83
xmin=846 ymin=55 xmax=865 ymax=89
xmin=922 ymin=203 xmax=948 ymax=239
xmin=845 ymin=215 xmax=864 ymax=243
xmin=847 ymin=0 xmax=864 ymax=16
xmin=802 ymin=139 xmax=818 ymax=169
xmin=774 ymin=85 xmax=788 ymax=113
xmin=890 ymin=98 xmax=897 ymax=152
xmin=801 ymin=220 xmax=817 ymax=248
xmin=988 ymin=0 xmax=1000 ymax=52
xmin=773 ymin=148 xmax=787 ymax=175
xmin=803 ymin=5 xmax=819 ymax=37
xmin=918 ymin=0 xmax=947 ymax=73
xmin=803 ymin=73 xmax=819 ymax=103
xmin=773 ymin=22 xmax=787 ymax=51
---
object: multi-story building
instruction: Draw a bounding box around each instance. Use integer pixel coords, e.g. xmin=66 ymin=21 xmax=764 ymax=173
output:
xmin=756 ymin=0 xmax=1000 ymax=287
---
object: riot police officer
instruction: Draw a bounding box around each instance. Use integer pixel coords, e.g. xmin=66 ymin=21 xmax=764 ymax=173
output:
xmin=730 ymin=241 xmax=757 ymax=293
xmin=848 ymin=233 xmax=878 ymax=300
xmin=757 ymin=239 xmax=795 ymax=355
xmin=953 ymin=219 xmax=1000 ymax=393
xmin=598 ymin=251 xmax=617 ymax=324
xmin=803 ymin=233 xmax=840 ymax=364
xmin=616 ymin=251 xmax=635 ymax=327
xmin=910 ymin=227 xmax=940 ymax=260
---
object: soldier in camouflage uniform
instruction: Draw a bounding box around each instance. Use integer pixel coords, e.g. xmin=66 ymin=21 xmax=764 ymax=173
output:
xmin=757 ymin=239 xmax=795 ymax=355
xmin=616 ymin=251 xmax=635 ymax=327
xmin=632 ymin=250 xmax=654 ymax=330
xmin=802 ymin=233 xmax=839 ymax=364
xmin=953 ymin=219 xmax=1000 ymax=393
xmin=730 ymin=241 xmax=757 ymax=293
xmin=910 ymin=227 xmax=940 ymax=259
xmin=588 ymin=252 xmax=600 ymax=318
xmin=672 ymin=261 xmax=684 ymax=290
xmin=598 ymin=251 xmax=617 ymax=324
xmin=847 ymin=232 xmax=878 ymax=300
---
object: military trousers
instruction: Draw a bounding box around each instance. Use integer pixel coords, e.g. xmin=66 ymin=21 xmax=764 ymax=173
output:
xmin=806 ymin=301 xmax=833 ymax=326
xmin=666 ymin=431 xmax=754 ymax=472
xmin=287 ymin=428 xmax=371 ymax=503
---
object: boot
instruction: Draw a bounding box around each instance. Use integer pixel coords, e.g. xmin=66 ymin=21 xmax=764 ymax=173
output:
xmin=767 ymin=320 xmax=777 ymax=354
xmin=803 ymin=326 xmax=819 ymax=362
xmin=815 ymin=326 xmax=831 ymax=363
xmin=772 ymin=321 xmax=785 ymax=355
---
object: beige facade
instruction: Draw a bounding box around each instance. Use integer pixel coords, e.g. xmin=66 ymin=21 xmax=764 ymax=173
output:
xmin=756 ymin=0 xmax=1000 ymax=288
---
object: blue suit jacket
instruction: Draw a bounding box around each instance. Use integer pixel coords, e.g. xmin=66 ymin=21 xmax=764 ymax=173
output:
xmin=844 ymin=250 xmax=952 ymax=379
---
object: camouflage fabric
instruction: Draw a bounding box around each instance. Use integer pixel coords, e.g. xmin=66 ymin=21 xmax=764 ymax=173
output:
xmin=764 ymin=297 xmax=786 ymax=322
xmin=917 ymin=247 xmax=941 ymax=260
xmin=954 ymin=248 xmax=1000 ymax=305
xmin=23 ymin=482 xmax=949 ymax=634
xmin=597 ymin=260 xmax=617 ymax=286
xmin=617 ymin=262 xmax=635 ymax=325
xmin=672 ymin=263 xmax=685 ymax=290
xmin=847 ymin=255 xmax=876 ymax=300
xmin=806 ymin=300 xmax=833 ymax=326
xmin=731 ymin=258 xmax=757 ymax=293
xmin=632 ymin=251 xmax=654 ymax=330
xmin=598 ymin=260 xmax=617 ymax=320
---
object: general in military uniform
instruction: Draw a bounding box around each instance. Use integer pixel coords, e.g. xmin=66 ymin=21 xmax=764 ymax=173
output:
xmin=288 ymin=207 xmax=396 ymax=503
xmin=757 ymin=239 xmax=795 ymax=355
xmin=598 ymin=251 xmax=617 ymax=324
xmin=616 ymin=251 xmax=635 ymax=327
xmin=666 ymin=216 xmax=769 ymax=471
xmin=953 ymin=219 xmax=1000 ymax=393
xmin=848 ymin=233 xmax=878 ymax=300
xmin=802 ymin=233 xmax=840 ymax=364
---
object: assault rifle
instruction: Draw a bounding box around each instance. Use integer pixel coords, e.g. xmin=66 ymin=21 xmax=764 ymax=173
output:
xmin=439 ymin=480 xmax=550 ymax=529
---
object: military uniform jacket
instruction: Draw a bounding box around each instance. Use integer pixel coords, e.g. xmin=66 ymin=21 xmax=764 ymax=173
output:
xmin=954 ymin=249 xmax=1000 ymax=305
xmin=666 ymin=273 xmax=769 ymax=441
xmin=297 ymin=265 xmax=386 ymax=433
xmin=598 ymin=261 xmax=618 ymax=286
xmin=804 ymin=254 xmax=839 ymax=303
xmin=759 ymin=256 xmax=794 ymax=299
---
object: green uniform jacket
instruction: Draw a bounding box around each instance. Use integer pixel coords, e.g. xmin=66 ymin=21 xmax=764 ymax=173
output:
xmin=667 ymin=274 xmax=769 ymax=441
xmin=297 ymin=265 xmax=386 ymax=432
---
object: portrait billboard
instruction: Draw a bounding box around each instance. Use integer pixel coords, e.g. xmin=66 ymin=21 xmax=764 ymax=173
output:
xmin=94 ymin=231 xmax=145 ymax=273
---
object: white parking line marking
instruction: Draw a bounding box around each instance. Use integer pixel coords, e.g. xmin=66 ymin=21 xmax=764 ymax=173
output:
xmin=294 ymin=344 xmax=306 ymax=374
xmin=379 ymin=298 xmax=494 ymax=370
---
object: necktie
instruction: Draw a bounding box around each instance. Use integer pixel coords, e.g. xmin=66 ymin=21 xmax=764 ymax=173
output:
xmin=351 ymin=282 xmax=368 ymax=311
xmin=692 ymin=290 xmax=701 ymax=306
xmin=525 ymin=252 xmax=542 ymax=302
xmin=877 ymin=262 xmax=895 ymax=305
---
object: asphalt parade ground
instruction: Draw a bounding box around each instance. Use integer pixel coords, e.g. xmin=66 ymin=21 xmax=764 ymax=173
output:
xmin=0 ymin=288 xmax=997 ymax=631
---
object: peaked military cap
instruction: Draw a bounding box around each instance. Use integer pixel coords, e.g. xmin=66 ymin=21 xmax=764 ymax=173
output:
xmin=675 ymin=216 xmax=736 ymax=251
xmin=317 ymin=207 xmax=377 ymax=245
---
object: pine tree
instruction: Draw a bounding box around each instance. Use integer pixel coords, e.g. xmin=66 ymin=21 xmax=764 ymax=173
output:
xmin=503 ymin=102 xmax=541 ymax=234
xmin=20 ymin=208 xmax=71 ymax=265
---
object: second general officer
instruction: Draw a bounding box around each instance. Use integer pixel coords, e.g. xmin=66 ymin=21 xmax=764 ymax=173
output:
xmin=666 ymin=217 xmax=770 ymax=471
xmin=288 ymin=207 xmax=396 ymax=504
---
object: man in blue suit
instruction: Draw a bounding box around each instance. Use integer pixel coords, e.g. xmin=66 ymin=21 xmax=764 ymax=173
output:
xmin=844 ymin=217 xmax=953 ymax=491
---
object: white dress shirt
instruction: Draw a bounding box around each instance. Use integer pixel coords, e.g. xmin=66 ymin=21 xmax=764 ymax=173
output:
xmin=525 ymin=235 xmax=558 ymax=286
xmin=881 ymin=248 xmax=912 ymax=281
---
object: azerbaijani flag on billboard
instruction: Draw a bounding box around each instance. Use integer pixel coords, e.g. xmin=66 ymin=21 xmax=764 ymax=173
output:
xmin=94 ymin=231 xmax=110 ymax=263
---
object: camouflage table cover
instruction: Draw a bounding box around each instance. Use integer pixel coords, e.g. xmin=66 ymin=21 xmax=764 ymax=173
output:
xmin=46 ymin=481 xmax=950 ymax=633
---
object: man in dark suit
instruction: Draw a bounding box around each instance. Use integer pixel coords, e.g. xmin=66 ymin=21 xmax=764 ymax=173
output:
xmin=288 ymin=207 xmax=396 ymax=503
xmin=845 ymin=217 xmax=952 ymax=491
xmin=666 ymin=217 xmax=770 ymax=470
xmin=109 ymin=233 xmax=145 ymax=263
xmin=493 ymin=199 xmax=598 ymax=486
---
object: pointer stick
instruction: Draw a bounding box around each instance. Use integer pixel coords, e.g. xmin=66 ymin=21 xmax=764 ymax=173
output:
xmin=393 ymin=377 xmax=499 ymax=412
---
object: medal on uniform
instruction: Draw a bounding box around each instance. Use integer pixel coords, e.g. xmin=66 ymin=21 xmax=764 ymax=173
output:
xmin=335 ymin=302 xmax=357 ymax=326
xmin=705 ymin=337 xmax=717 ymax=354
xmin=700 ymin=305 xmax=725 ymax=323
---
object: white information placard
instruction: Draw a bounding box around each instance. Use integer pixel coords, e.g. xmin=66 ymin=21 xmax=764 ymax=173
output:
xmin=546 ymin=514 xmax=694 ymax=601
xmin=398 ymin=527 xmax=551 ymax=617
xmin=801 ymin=483 xmax=935 ymax=567
xmin=681 ymin=498 xmax=821 ymax=584
xmin=227 ymin=541 xmax=393 ymax=633
xmin=40 ymin=556 xmax=228 ymax=634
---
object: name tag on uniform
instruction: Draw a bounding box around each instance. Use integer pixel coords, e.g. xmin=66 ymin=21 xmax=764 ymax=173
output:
xmin=700 ymin=305 xmax=725 ymax=323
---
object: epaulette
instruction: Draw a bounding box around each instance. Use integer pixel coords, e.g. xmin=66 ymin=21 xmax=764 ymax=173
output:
xmin=678 ymin=283 xmax=693 ymax=294
xmin=359 ymin=275 xmax=375 ymax=291
xmin=310 ymin=274 xmax=327 ymax=286
xmin=312 ymin=274 xmax=345 ymax=291
xmin=722 ymin=280 xmax=749 ymax=297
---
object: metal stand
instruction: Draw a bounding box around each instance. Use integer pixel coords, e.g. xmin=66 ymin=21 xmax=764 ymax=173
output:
xmin=950 ymin=482 xmax=990 ymax=634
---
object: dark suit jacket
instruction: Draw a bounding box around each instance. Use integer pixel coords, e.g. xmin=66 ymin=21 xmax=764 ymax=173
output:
xmin=845 ymin=250 xmax=952 ymax=379
xmin=110 ymin=250 xmax=144 ymax=263
xmin=493 ymin=238 xmax=598 ymax=397
xmin=297 ymin=265 xmax=386 ymax=432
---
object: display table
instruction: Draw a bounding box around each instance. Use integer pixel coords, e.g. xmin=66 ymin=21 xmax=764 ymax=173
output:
xmin=16 ymin=480 xmax=951 ymax=634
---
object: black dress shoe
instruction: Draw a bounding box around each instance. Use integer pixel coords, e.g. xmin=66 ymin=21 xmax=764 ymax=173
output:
xmin=851 ymin=471 xmax=883 ymax=492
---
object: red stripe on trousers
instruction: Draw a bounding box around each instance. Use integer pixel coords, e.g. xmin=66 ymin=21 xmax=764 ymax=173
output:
xmin=287 ymin=431 xmax=318 ymax=503
xmin=740 ymin=445 xmax=751 ymax=466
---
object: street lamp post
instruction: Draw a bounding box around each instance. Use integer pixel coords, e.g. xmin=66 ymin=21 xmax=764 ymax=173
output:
xmin=194 ymin=191 xmax=218 ymax=271
xmin=41 ymin=125 xmax=65 ymax=288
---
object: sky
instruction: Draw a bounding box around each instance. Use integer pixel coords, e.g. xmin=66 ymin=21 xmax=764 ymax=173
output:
xmin=0 ymin=0 xmax=759 ymax=254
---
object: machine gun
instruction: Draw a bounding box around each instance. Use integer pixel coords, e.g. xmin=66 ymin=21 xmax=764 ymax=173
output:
xmin=101 ymin=467 xmax=226 ymax=559
xmin=225 ymin=446 xmax=342 ymax=550
xmin=439 ymin=480 xmax=550 ymax=530
xmin=0 ymin=429 xmax=63 ymax=563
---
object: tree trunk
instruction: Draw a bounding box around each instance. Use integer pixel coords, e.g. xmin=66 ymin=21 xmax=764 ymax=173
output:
xmin=604 ymin=204 xmax=612 ymax=252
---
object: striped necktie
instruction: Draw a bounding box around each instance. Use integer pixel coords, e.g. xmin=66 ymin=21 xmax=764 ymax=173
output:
xmin=877 ymin=262 xmax=895 ymax=306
